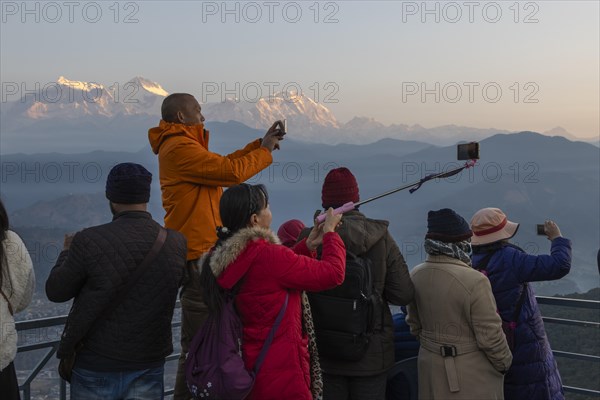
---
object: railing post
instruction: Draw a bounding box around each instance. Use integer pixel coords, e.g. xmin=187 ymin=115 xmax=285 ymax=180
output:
xmin=60 ymin=378 xmax=67 ymax=400
xmin=15 ymin=297 xmax=598 ymax=398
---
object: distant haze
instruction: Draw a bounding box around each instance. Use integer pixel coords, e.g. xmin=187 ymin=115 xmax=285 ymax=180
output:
xmin=1 ymin=2 xmax=598 ymax=141
xmin=1 ymin=76 xmax=598 ymax=154
xmin=2 ymin=129 xmax=598 ymax=297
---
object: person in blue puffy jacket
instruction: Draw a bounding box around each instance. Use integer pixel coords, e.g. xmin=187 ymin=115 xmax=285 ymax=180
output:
xmin=470 ymin=208 xmax=571 ymax=400
xmin=392 ymin=307 xmax=420 ymax=362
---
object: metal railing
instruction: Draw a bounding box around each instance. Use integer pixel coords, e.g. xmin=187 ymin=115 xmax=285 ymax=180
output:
xmin=15 ymin=302 xmax=181 ymax=400
xmin=14 ymin=296 xmax=599 ymax=399
xmin=537 ymin=296 xmax=600 ymax=396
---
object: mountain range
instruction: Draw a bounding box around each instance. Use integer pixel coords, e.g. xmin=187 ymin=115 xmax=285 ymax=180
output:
xmin=3 ymin=129 xmax=598 ymax=296
xmin=1 ymin=77 xmax=597 ymax=295
xmin=2 ymin=76 xmax=597 ymax=154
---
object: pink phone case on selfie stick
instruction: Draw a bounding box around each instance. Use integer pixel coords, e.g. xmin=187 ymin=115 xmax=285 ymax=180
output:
xmin=315 ymin=202 xmax=355 ymax=224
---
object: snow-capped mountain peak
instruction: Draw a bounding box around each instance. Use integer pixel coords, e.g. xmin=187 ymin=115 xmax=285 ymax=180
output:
xmin=202 ymin=88 xmax=340 ymax=140
xmin=127 ymin=76 xmax=169 ymax=97
xmin=57 ymin=76 xmax=104 ymax=92
xmin=343 ymin=116 xmax=386 ymax=130
xmin=3 ymin=77 xmax=168 ymax=125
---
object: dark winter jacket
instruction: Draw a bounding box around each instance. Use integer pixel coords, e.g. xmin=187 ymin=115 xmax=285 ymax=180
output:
xmin=392 ymin=311 xmax=419 ymax=362
xmin=472 ymin=237 xmax=572 ymax=400
xmin=46 ymin=211 xmax=187 ymax=363
xmin=299 ymin=210 xmax=415 ymax=376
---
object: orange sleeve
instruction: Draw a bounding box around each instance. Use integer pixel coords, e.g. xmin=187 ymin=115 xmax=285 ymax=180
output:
xmin=165 ymin=140 xmax=272 ymax=186
xmin=226 ymin=139 xmax=263 ymax=159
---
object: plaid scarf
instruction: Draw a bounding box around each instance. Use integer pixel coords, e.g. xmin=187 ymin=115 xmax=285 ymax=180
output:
xmin=424 ymin=238 xmax=472 ymax=266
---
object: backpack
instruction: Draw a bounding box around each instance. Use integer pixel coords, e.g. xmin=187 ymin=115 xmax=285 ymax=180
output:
xmin=474 ymin=251 xmax=527 ymax=352
xmin=308 ymin=251 xmax=379 ymax=362
xmin=185 ymin=292 xmax=288 ymax=400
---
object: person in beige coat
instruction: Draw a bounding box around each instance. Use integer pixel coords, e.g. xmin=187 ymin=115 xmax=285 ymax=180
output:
xmin=0 ymin=199 xmax=35 ymax=400
xmin=407 ymin=208 xmax=512 ymax=400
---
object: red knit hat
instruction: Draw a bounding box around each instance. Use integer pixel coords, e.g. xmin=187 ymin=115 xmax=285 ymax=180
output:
xmin=322 ymin=167 xmax=359 ymax=208
xmin=277 ymin=219 xmax=305 ymax=247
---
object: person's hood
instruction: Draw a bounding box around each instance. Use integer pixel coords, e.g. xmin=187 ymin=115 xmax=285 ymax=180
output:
xmin=335 ymin=211 xmax=389 ymax=255
xmin=148 ymin=120 xmax=208 ymax=154
xmin=208 ymin=226 xmax=281 ymax=289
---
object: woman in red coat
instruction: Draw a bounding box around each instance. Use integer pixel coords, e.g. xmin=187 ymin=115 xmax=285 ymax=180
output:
xmin=199 ymin=183 xmax=345 ymax=400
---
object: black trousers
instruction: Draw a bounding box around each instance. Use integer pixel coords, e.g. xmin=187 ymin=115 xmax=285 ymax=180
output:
xmin=0 ymin=362 xmax=21 ymax=400
xmin=323 ymin=371 xmax=388 ymax=400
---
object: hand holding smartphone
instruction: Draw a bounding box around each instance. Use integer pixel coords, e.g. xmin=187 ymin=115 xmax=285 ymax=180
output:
xmin=276 ymin=119 xmax=287 ymax=135
xmin=536 ymin=224 xmax=546 ymax=235
xmin=262 ymin=120 xmax=287 ymax=152
xmin=537 ymin=220 xmax=562 ymax=240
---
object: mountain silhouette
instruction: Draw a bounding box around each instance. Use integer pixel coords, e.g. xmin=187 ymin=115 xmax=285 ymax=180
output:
xmin=3 ymin=130 xmax=598 ymax=296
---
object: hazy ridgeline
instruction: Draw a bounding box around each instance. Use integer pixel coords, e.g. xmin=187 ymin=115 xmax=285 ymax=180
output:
xmin=2 ymin=124 xmax=598 ymax=300
xmin=2 ymin=124 xmax=599 ymax=400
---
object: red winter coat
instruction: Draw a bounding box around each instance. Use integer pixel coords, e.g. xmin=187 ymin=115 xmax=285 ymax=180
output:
xmin=211 ymin=227 xmax=346 ymax=400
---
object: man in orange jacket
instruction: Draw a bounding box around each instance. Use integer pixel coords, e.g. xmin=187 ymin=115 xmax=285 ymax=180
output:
xmin=148 ymin=93 xmax=284 ymax=399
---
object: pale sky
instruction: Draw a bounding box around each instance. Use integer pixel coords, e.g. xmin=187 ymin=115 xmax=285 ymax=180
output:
xmin=1 ymin=0 xmax=598 ymax=139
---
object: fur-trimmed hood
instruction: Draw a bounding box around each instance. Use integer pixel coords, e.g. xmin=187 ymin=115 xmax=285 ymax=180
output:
xmin=204 ymin=226 xmax=280 ymax=289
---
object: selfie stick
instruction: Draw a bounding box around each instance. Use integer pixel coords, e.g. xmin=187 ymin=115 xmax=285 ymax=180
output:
xmin=316 ymin=159 xmax=477 ymax=223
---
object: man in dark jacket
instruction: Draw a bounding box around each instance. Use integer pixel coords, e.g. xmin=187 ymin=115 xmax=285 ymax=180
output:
xmin=300 ymin=167 xmax=415 ymax=400
xmin=46 ymin=163 xmax=187 ymax=400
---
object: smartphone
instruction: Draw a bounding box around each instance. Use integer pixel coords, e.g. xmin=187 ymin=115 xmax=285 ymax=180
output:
xmin=457 ymin=142 xmax=480 ymax=160
xmin=281 ymin=119 xmax=287 ymax=134
xmin=536 ymin=224 xmax=546 ymax=235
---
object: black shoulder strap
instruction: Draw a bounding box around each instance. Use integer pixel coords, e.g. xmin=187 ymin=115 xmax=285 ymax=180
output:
xmin=497 ymin=243 xmax=528 ymax=323
xmin=474 ymin=251 xmax=495 ymax=272
xmin=474 ymin=249 xmax=527 ymax=323
xmin=89 ymin=228 xmax=167 ymax=333
xmin=511 ymin=283 xmax=528 ymax=323
xmin=253 ymin=292 xmax=289 ymax=374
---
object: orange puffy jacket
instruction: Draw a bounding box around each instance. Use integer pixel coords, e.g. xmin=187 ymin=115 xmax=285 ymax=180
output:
xmin=148 ymin=120 xmax=273 ymax=260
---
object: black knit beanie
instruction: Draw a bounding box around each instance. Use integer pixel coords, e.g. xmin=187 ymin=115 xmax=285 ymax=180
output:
xmin=425 ymin=208 xmax=473 ymax=243
xmin=105 ymin=163 xmax=152 ymax=204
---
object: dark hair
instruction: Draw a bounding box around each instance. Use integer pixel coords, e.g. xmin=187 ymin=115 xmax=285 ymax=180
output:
xmin=0 ymin=199 xmax=10 ymax=292
xmin=200 ymin=184 xmax=269 ymax=314
xmin=220 ymin=184 xmax=268 ymax=232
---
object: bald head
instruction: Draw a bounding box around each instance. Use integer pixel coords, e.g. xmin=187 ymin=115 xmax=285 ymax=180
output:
xmin=161 ymin=93 xmax=204 ymax=125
